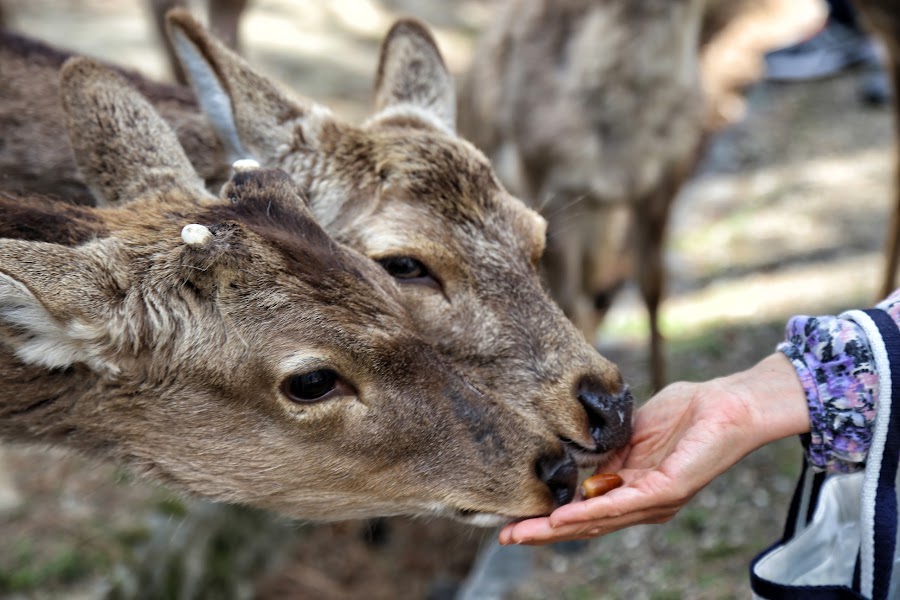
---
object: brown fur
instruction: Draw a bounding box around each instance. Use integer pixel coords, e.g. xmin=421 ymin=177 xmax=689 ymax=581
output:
xmin=0 ymin=28 xmax=229 ymax=204
xmin=164 ymin=11 xmax=634 ymax=459
xmin=457 ymin=0 xmax=708 ymax=390
xmin=0 ymin=58 xmax=599 ymax=524
xmin=0 ymin=14 xmax=634 ymax=470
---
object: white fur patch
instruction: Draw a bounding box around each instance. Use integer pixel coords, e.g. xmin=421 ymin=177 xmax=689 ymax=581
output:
xmin=181 ymin=224 xmax=213 ymax=247
xmin=0 ymin=273 xmax=114 ymax=373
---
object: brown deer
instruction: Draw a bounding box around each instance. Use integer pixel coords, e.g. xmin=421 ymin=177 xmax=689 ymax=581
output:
xmin=1 ymin=56 xmax=615 ymax=524
xmin=4 ymin=14 xmax=635 ymax=466
xmin=458 ymin=0 xmax=708 ymax=391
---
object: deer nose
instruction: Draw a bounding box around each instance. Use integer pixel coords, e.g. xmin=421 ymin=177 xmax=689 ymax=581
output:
xmin=577 ymin=378 xmax=634 ymax=453
xmin=535 ymin=451 xmax=578 ymax=507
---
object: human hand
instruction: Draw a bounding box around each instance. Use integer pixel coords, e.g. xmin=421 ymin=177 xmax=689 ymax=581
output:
xmin=498 ymin=353 xmax=809 ymax=545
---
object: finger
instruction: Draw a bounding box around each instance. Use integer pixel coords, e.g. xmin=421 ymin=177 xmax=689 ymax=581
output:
xmin=498 ymin=521 xmax=523 ymax=545
xmin=550 ymin=479 xmax=683 ymax=527
xmin=549 ymin=484 xmax=647 ymax=526
xmin=498 ymin=516 xmax=553 ymax=545
xmin=516 ymin=523 xmax=597 ymax=545
xmin=505 ymin=506 xmax=679 ymax=545
xmin=502 ymin=518 xmax=590 ymax=545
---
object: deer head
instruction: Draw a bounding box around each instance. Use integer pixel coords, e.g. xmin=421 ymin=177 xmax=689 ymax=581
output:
xmin=0 ymin=58 xmax=597 ymax=525
xmin=166 ymin=11 xmax=634 ymax=469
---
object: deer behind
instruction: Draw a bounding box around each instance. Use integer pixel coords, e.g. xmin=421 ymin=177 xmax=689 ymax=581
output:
xmin=458 ymin=0 xmax=708 ymax=390
xmin=0 ymin=57 xmax=600 ymax=524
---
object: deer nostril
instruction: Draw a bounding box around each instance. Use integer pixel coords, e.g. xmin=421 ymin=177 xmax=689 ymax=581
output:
xmin=535 ymin=452 xmax=578 ymax=507
xmin=576 ymin=378 xmax=634 ymax=453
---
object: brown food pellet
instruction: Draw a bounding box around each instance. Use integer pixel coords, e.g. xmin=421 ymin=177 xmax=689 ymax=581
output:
xmin=580 ymin=473 xmax=624 ymax=499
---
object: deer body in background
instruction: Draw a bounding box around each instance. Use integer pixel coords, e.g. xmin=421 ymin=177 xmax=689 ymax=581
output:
xmin=1 ymin=14 xmax=636 ymax=473
xmin=1 ymin=57 xmax=610 ymax=524
xmin=458 ymin=0 xmax=708 ymax=391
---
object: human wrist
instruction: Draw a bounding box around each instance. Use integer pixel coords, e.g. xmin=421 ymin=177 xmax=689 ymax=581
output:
xmin=718 ymin=353 xmax=810 ymax=451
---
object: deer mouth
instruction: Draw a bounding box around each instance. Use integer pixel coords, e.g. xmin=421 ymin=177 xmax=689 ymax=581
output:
xmin=452 ymin=509 xmax=515 ymax=528
xmin=564 ymin=441 xmax=619 ymax=470
xmin=422 ymin=503 xmax=518 ymax=527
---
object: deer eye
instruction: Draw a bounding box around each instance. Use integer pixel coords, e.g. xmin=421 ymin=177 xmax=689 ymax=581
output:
xmin=376 ymin=256 xmax=439 ymax=288
xmin=282 ymin=369 xmax=340 ymax=403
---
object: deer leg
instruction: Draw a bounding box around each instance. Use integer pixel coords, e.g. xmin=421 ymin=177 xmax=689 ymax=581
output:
xmin=147 ymin=0 xmax=248 ymax=84
xmin=879 ymin=54 xmax=900 ymax=299
xmin=853 ymin=0 xmax=900 ymax=298
xmin=634 ymin=190 xmax=675 ymax=393
xmin=147 ymin=0 xmax=189 ymax=84
xmin=543 ymin=195 xmax=596 ymax=339
xmin=208 ymin=0 xmax=249 ymax=52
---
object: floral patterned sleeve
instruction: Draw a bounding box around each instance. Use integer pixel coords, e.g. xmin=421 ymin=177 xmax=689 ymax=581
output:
xmin=776 ymin=289 xmax=900 ymax=474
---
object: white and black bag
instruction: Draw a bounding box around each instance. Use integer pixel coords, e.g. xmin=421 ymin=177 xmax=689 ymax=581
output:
xmin=750 ymin=308 xmax=900 ymax=600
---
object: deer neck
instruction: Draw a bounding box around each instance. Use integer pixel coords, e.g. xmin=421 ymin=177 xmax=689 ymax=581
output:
xmin=0 ymin=349 xmax=104 ymax=449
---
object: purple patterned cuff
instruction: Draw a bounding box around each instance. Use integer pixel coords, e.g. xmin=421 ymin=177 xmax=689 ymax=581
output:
xmin=777 ymin=313 xmax=878 ymax=474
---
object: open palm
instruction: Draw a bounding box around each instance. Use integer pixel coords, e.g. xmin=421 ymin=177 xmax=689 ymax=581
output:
xmin=499 ymin=354 xmax=808 ymax=545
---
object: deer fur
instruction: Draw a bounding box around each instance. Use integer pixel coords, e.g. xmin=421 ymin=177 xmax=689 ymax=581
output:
xmin=457 ymin=0 xmax=708 ymax=391
xmin=0 ymin=13 xmax=634 ymax=465
xmin=1 ymin=57 xmax=608 ymax=525
xmin=164 ymin=12 xmax=635 ymax=461
xmin=0 ymin=28 xmax=229 ymax=204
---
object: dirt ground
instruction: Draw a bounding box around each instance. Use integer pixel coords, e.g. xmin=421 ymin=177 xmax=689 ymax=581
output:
xmin=1 ymin=0 xmax=897 ymax=599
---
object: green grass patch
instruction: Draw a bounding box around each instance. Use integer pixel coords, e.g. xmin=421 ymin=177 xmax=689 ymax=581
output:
xmin=0 ymin=541 xmax=106 ymax=593
xmin=156 ymin=495 xmax=188 ymax=518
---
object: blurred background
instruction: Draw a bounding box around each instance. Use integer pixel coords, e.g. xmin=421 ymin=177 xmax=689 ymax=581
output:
xmin=0 ymin=0 xmax=895 ymax=598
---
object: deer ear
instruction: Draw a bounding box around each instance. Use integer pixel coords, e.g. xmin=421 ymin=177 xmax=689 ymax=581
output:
xmin=166 ymin=8 xmax=320 ymax=165
xmin=60 ymin=57 xmax=207 ymax=206
xmin=0 ymin=239 xmax=122 ymax=373
xmin=373 ymin=19 xmax=456 ymax=133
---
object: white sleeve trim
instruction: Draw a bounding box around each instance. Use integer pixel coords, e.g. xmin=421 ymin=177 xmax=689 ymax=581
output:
xmin=841 ymin=308 xmax=892 ymax=598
